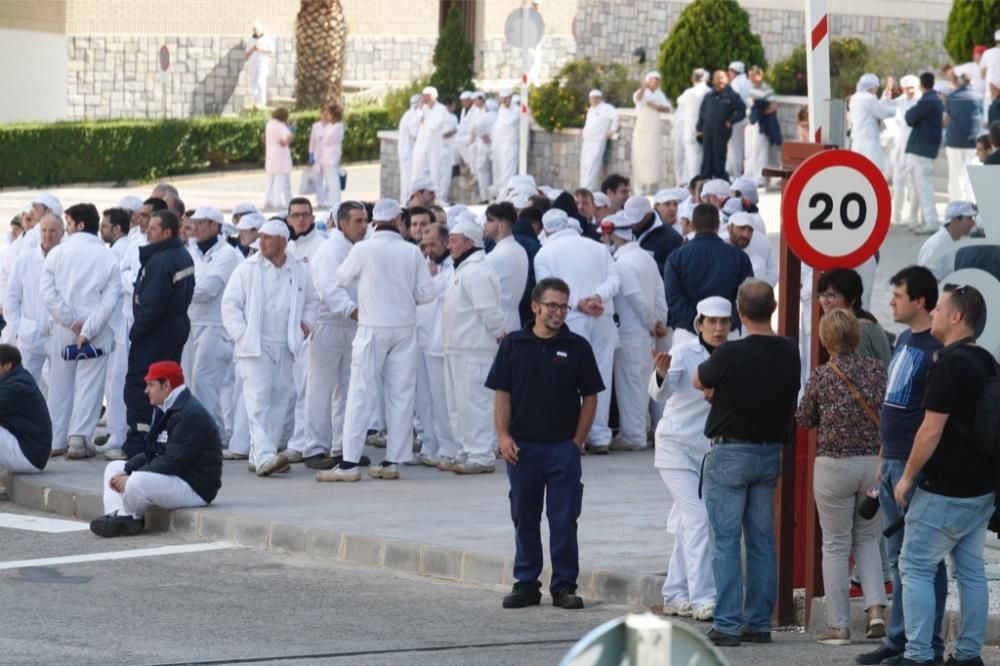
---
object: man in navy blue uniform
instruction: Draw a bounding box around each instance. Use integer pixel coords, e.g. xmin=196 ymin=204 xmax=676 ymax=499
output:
xmin=123 ymin=210 xmax=195 ymax=457
xmin=697 ymin=70 xmax=747 ymax=180
xmin=486 ymin=277 xmax=605 ymax=610
xmin=0 ymin=344 xmax=52 ymax=474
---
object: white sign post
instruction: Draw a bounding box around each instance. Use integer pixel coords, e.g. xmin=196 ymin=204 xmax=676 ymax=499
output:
xmin=505 ymin=5 xmax=544 ymax=176
xmin=804 ymin=0 xmax=830 ymax=143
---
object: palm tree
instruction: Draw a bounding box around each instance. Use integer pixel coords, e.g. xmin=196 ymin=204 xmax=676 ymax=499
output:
xmin=295 ymin=0 xmax=347 ymax=109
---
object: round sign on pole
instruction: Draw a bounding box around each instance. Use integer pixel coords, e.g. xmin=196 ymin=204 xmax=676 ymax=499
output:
xmin=159 ymin=45 xmax=170 ymax=72
xmin=782 ymin=149 xmax=891 ymax=271
xmin=504 ymin=8 xmax=544 ymax=49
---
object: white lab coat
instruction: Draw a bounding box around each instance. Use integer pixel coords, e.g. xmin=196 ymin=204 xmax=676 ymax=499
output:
xmin=456 ymin=104 xmax=481 ymax=168
xmin=632 ymin=88 xmax=670 ymax=190
xmin=474 ymin=108 xmax=497 ymax=202
xmin=917 ymin=226 xmax=958 ymax=279
xmin=411 ymin=101 xmax=451 ymax=193
xmin=677 ymin=83 xmax=710 ymax=185
xmin=484 ymin=236 xmax=529 ymax=333
xmin=726 ymin=73 xmax=751 ymax=179
xmin=40 ymin=232 xmax=121 ymax=450
xmin=491 ymin=103 xmax=521 ymax=194
xmin=534 ymin=228 xmax=620 ymax=446
xmin=103 ymin=233 xmax=142 ymax=449
xmin=579 ymin=102 xmax=620 ymax=190
xmin=0 ymin=227 xmax=40 ymax=318
xmin=442 ymin=250 xmax=505 ymax=466
xmin=245 ymin=33 xmax=275 ymax=107
xmin=890 ymin=94 xmax=920 ymax=224
xmin=721 ymin=224 xmax=779 ymax=286
xmin=849 ymin=90 xmax=897 ymax=172
xmin=335 ymin=229 xmax=436 ymax=465
xmin=612 ymin=242 xmax=660 ymax=446
xmin=4 ymin=247 xmax=51 ymax=385
xmin=437 ymin=112 xmax=459 ymax=202
xmin=415 ymin=255 xmax=457 ymax=460
xmin=308 ymin=121 xmax=344 ymax=208
xmin=397 ymin=107 xmax=421 ymax=200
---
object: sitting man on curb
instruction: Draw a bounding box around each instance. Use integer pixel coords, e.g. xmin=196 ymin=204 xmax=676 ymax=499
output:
xmin=0 ymin=344 xmax=52 ymax=474
xmin=90 ymin=361 xmax=222 ymax=538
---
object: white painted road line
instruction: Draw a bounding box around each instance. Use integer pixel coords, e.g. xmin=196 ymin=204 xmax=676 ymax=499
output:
xmin=0 ymin=541 xmax=235 ymax=571
xmin=0 ymin=512 xmax=90 ymax=533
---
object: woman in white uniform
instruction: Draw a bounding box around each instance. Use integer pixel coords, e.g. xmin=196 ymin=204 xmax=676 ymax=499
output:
xmin=649 ymin=296 xmax=732 ymax=621
xmin=631 ymin=71 xmax=672 ymax=194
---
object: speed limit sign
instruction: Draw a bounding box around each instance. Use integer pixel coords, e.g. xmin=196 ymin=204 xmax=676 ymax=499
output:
xmin=782 ymin=150 xmax=891 ymax=271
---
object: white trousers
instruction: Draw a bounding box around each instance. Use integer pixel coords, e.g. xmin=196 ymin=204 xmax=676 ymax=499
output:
xmin=102 ymin=460 xmax=206 ymax=519
xmin=436 ymin=144 xmax=454 ymax=203
xmin=892 ymin=149 xmax=919 ymax=224
xmin=443 ymin=350 xmax=497 ymax=466
xmin=579 ymin=138 xmax=607 ymax=191
xmin=415 ymin=350 xmax=458 ymax=459
xmin=264 ymin=174 xmax=292 ymax=210
xmin=682 ymin=139 xmax=703 ymax=184
xmin=303 ymin=322 xmax=354 ymax=457
xmin=672 ymin=131 xmax=685 ymax=190
xmin=341 ymin=325 xmax=418 ymax=465
xmin=103 ymin=320 xmax=128 ymax=447
xmin=614 ymin=334 xmax=654 ymax=445
xmin=567 ymin=313 xmax=617 ymax=446
xmin=946 ymin=147 xmax=976 ymax=202
xmin=743 ymin=124 xmax=770 ymax=186
xmin=219 ymin=361 xmax=235 ymax=442
xmin=474 ymin=143 xmax=492 ymax=202
xmin=183 ymin=325 xmax=232 ymax=437
xmin=285 ymin=338 xmax=310 ymax=453
xmin=316 ymin=164 xmax=342 ymax=209
xmin=236 ymin=342 xmax=295 ymax=468
xmin=0 ymin=426 xmax=41 ymax=474
xmin=227 ymin=367 xmax=251 ymax=455
xmin=908 ymin=154 xmax=939 ymax=227
xmin=399 ymin=156 xmax=413 ymax=202
xmin=46 ymin=327 xmax=109 ymax=450
xmin=725 ymin=119 xmax=746 ymax=178
xmin=659 ymin=467 xmax=715 ymax=607
xmin=249 ymin=63 xmax=269 ymax=107
xmin=17 ymin=338 xmax=47 ymax=396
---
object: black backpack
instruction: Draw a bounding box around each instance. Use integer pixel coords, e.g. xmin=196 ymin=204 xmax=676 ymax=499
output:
xmin=952 ymin=346 xmax=1000 ymax=459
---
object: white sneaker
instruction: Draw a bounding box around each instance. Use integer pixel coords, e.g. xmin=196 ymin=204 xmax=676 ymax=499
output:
xmin=66 ymin=436 xmax=89 ymax=459
xmin=368 ymin=463 xmax=399 ymax=480
xmin=692 ymin=603 xmax=715 ymax=621
xmin=417 ymin=453 xmax=441 ymax=467
xmin=659 ymin=600 xmax=693 ymax=617
xmin=103 ymin=447 xmax=128 ymax=461
xmin=609 ymin=437 xmax=645 ymax=452
xmin=256 ymin=453 xmax=290 ymax=477
xmin=283 ymin=449 xmax=304 ymax=464
xmin=365 ymin=430 xmax=387 ymax=448
xmin=316 ymin=464 xmax=361 ymax=482
xmin=452 ymin=461 xmax=496 ymax=475
xmin=222 ymin=448 xmax=248 ymax=460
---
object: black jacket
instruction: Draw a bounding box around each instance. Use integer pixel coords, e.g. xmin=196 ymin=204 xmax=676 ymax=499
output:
xmin=513 ymin=217 xmax=542 ymax=325
xmin=131 ymin=237 xmax=195 ymax=344
xmin=0 ymin=365 xmax=52 ymax=470
xmin=636 ymin=216 xmax=684 ymax=276
xmin=124 ymin=387 xmax=223 ymax=503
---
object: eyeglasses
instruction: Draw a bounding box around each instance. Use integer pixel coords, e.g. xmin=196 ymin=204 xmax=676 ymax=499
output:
xmin=817 ymin=290 xmax=843 ymax=301
xmin=539 ymin=302 xmax=570 ymax=312
xmin=288 ymin=211 xmax=312 ymax=219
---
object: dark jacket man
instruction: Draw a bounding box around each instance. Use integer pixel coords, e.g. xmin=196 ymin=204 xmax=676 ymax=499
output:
xmin=0 ymin=364 xmax=52 ymax=470
xmin=905 ymin=88 xmax=945 ymax=159
xmin=945 ymin=84 xmax=983 ymax=149
xmin=697 ymin=79 xmax=746 ymax=179
xmin=664 ymin=230 xmax=753 ymax=333
xmin=635 ymin=214 xmax=684 ymax=276
xmin=125 ymin=387 xmax=223 ymax=504
xmin=513 ymin=216 xmax=542 ymax=325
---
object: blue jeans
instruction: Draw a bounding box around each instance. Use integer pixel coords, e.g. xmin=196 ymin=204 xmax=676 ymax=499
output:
xmin=879 ymin=459 xmax=947 ymax=656
xmin=900 ymin=487 xmax=994 ymax=662
xmin=703 ymin=442 xmax=782 ymax=636
xmin=507 ymin=439 xmax=584 ymax=593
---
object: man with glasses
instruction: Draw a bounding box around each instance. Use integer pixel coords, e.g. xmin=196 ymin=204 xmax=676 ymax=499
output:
xmin=486 ymin=277 xmax=604 ymax=610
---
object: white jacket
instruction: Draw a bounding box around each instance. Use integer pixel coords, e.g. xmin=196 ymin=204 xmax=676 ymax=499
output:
xmin=612 ymin=242 xmax=661 ymax=338
xmin=849 ymin=91 xmax=896 ymax=149
xmin=534 ymin=229 xmax=619 ymax=318
xmin=4 ymin=246 xmax=52 ymax=350
xmin=222 ymin=252 xmax=318 ymax=358
xmin=335 ymin=229 xmax=435 ymax=327
xmin=288 ymin=226 xmax=327 ymax=265
xmin=397 ymin=108 xmax=420 ymax=162
xmin=188 ymin=236 xmax=243 ymax=327
xmin=311 ymin=229 xmax=359 ymax=326
xmin=649 ymin=336 xmax=714 ymax=471
xmin=0 ymin=226 xmax=40 ymax=311
xmin=441 ymin=250 xmax=505 ymax=354
xmin=485 ymin=236 xmax=529 ymax=334
xmin=677 ymin=82 xmax=710 ymax=143
xmin=416 ymin=256 xmax=453 ymax=354
xmin=582 ymin=102 xmax=620 ymax=142
xmin=40 ymin=232 xmax=121 ymax=348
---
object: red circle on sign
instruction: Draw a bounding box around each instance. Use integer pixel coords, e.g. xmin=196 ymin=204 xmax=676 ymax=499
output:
xmin=782 ymin=149 xmax=891 ymax=271
xmin=159 ymin=45 xmax=170 ymax=72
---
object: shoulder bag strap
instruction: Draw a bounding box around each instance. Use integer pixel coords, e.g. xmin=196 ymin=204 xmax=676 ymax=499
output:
xmin=828 ymin=361 xmax=881 ymax=428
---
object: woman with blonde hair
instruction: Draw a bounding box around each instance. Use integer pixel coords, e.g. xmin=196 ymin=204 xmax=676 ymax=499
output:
xmin=264 ymin=107 xmax=294 ymax=210
xmin=307 ymin=104 xmax=344 ymax=209
xmin=797 ymin=309 xmax=887 ymax=646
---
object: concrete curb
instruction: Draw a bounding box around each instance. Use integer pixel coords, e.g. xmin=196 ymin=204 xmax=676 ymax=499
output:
xmin=7 ymin=474 xmax=669 ymax=609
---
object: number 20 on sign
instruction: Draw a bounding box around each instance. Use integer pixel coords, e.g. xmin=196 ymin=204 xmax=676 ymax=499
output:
xmin=782 ymin=150 xmax=892 ymax=271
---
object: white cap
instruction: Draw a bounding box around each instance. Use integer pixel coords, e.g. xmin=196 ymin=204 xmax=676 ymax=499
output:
xmin=945 ymin=200 xmax=977 ymax=222
xmin=499 ymin=87 xmax=513 ymax=97
xmin=252 ymin=20 xmax=264 ymax=32
xmin=696 ymin=296 xmax=733 ymax=322
xmin=588 ymin=89 xmax=603 ymax=98
xmin=451 ymin=219 xmax=484 ymax=248
xmin=644 ymin=71 xmax=661 ymax=82
xmin=653 ymin=188 xmax=682 ymax=204
xmin=728 ymin=212 xmax=755 ymax=227
xmin=599 ymin=212 xmax=634 ymax=241
xmin=541 ymin=208 xmax=569 ymax=233
xmin=236 ymin=212 xmax=266 ymax=231
xmin=460 ymin=91 xmax=473 ymax=100
xmin=409 ymin=176 xmax=436 ymax=195
xmin=539 ymin=186 xmax=563 ymax=201
xmin=592 ymin=192 xmax=611 ymax=207
xmin=721 ymin=197 xmax=745 ymax=219
xmin=191 ymin=206 xmax=224 ymax=225
xmin=222 ymin=222 xmax=237 ymax=237
xmin=567 ymin=217 xmax=582 ymax=234
xmin=509 ymin=188 xmax=535 ymax=210
xmin=729 ymin=177 xmax=759 ymax=204
xmin=622 ymin=195 xmax=653 ymax=225
xmin=32 ymin=192 xmax=63 ymax=217
xmin=232 ymin=201 xmax=258 ymax=216
xmin=118 ymin=195 xmax=144 ymax=213
xmin=857 ymin=73 xmax=879 ymax=92
xmin=372 ymin=198 xmax=402 ymax=222
xmin=728 ymin=61 xmax=745 ymax=74
xmin=700 ymin=178 xmax=731 ymax=198
xmin=422 ymin=86 xmax=438 ymax=97
xmin=445 ymin=204 xmax=469 ymax=224
xmin=456 ymin=210 xmax=479 ymax=227
xmin=258 ymin=218 xmax=289 ymax=239
xmin=506 ymin=174 xmax=537 ymax=191
xmin=900 ymin=74 xmax=920 ymax=89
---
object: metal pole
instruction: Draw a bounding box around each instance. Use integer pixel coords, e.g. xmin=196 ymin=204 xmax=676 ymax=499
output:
xmin=805 ymin=0 xmax=831 ymax=143
xmin=518 ymin=4 xmax=530 ymax=176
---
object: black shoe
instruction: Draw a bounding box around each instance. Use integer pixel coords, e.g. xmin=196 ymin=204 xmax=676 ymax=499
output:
xmin=706 ymin=628 xmax=741 ymax=647
xmin=502 ymin=583 xmax=542 ymax=609
xmin=740 ymin=630 xmax=772 ymax=644
xmin=551 ymin=585 xmax=584 ymax=609
xmin=303 ymin=454 xmax=339 ymax=470
xmin=857 ymin=645 xmax=904 ymax=665
xmin=945 ymin=657 xmax=985 ymax=666
xmin=898 ymin=659 xmax=938 ymax=666
xmin=90 ymin=512 xmax=145 ymax=538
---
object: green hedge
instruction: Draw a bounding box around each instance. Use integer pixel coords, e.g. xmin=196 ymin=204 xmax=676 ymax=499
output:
xmin=529 ymin=58 xmax=639 ymax=132
xmin=0 ymin=106 xmax=391 ymax=188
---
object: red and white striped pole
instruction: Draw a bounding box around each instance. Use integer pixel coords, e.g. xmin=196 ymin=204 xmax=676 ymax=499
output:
xmin=518 ymin=4 xmax=531 ymax=176
xmin=805 ymin=0 xmax=830 ymax=144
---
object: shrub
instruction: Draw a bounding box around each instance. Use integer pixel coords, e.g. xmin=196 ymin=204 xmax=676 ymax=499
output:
xmin=766 ymin=37 xmax=869 ymax=98
xmin=529 ymin=58 xmax=639 ymax=132
xmin=657 ymin=0 xmax=767 ymax=101
xmin=383 ymin=78 xmax=430 ymax=128
xmin=0 ymin=106 xmax=391 ymax=188
xmin=429 ymin=4 xmax=475 ymax=101
xmin=945 ymin=0 xmax=1000 ymax=64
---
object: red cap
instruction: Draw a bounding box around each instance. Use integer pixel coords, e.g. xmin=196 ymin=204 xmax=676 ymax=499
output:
xmin=975 ymin=45 xmax=988 ymax=55
xmin=144 ymin=361 xmax=184 ymax=387
xmin=599 ymin=220 xmax=615 ymax=235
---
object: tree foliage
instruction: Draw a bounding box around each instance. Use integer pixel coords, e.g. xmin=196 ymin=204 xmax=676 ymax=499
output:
xmin=657 ymin=0 xmax=767 ymax=101
xmin=529 ymin=58 xmax=638 ymax=132
xmin=766 ymin=38 xmax=869 ymax=98
xmin=945 ymin=0 xmax=1000 ymax=64
xmin=429 ymin=5 xmax=475 ymax=101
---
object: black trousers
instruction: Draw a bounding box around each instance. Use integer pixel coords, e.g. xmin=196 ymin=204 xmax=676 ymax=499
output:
xmin=699 ymin=127 xmax=732 ymax=180
xmin=123 ymin=335 xmax=186 ymax=456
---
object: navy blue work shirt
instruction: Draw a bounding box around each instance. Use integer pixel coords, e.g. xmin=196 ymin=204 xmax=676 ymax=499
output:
xmin=486 ymin=321 xmax=605 ymax=443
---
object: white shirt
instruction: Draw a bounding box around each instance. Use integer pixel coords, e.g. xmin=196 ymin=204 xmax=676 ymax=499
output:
xmin=582 ymin=102 xmax=620 ymax=142
xmin=612 ymin=242 xmax=660 ymax=337
xmin=414 ymin=102 xmax=450 ymax=154
xmin=441 ymin=250 xmax=505 ymax=353
xmin=677 ymin=82 xmax=710 ymax=142
xmin=534 ymin=229 xmax=619 ymax=320
xmin=918 ymin=226 xmax=958 ymax=279
xmin=981 ymin=46 xmax=1000 ymax=88
xmin=492 ymin=103 xmax=520 ymax=143
xmin=476 ymin=109 xmax=497 ymax=145
xmin=4 ymin=246 xmax=51 ymax=346
xmin=484 ymin=236 xmax=529 ymax=333
xmin=721 ymin=224 xmax=779 ymax=287
xmin=245 ymin=34 xmax=275 ymax=69
xmin=457 ymin=104 xmax=481 ymax=143
xmin=188 ymin=237 xmax=243 ymax=326
xmin=729 ymin=73 xmax=751 ymax=103
xmin=398 ymin=107 xmax=421 ymax=161
xmin=633 ymin=87 xmax=670 ymax=111
xmin=416 ymin=255 xmax=453 ymax=354
xmin=954 ymin=61 xmax=986 ymax=95
xmin=849 ymin=90 xmax=897 ymax=144
xmin=649 ymin=337 xmax=714 ymax=471
xmin=311 ymin=229 xmax=359 ymax=326
xmin=335 ymin=229 xmax=435 ymax=327
xmin=260 ymin=258 xmax=294 ymax=343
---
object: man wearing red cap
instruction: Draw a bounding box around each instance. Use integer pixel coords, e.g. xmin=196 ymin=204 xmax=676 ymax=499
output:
xmin=90 ymin=360 xmax=222 ymax=537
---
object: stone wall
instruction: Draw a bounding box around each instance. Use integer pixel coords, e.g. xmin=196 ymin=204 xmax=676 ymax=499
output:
xmin=478 ymin=35 xmax=578 ymax=82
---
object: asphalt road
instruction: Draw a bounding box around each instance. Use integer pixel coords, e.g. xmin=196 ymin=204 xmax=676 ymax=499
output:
xmin=2 ymin=502 xmax=1000 ymax=666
